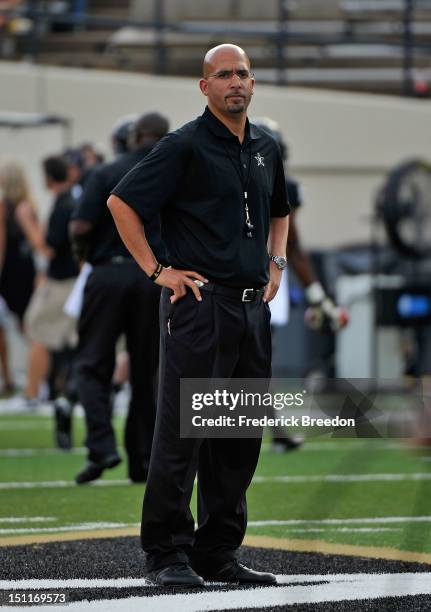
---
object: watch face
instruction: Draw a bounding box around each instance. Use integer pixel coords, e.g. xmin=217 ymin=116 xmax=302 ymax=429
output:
xmin=271 ymin=256 xmax=287 ymax=270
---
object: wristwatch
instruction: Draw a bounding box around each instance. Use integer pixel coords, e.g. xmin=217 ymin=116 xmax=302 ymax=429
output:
xmin=270 ymin=255 xmax=287 ymax=270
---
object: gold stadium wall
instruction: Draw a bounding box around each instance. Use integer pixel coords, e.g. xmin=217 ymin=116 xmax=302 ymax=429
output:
xmin=1 ymin=60 xmax=431 ymax=249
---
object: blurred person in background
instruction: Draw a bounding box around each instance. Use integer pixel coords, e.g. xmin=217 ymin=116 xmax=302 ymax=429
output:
xmin=63 ymin=147 xmax=87 ymax=200
xmin=0 ymin=296 xmax=13 ymax=396
xmin=111 ymin=115 xmax=138 ymax=157
xmin=254 ymin=118 xmax=349 ymax=452
xmin=79 ymin=142 xmax=104 ymax=172
xmin=71 ymin=112 xmax=169 ymax=484
xmin=0 ymin=160 xmax=49 ymax=396
xmin=22 ymin=156 xmax=79 ymax=433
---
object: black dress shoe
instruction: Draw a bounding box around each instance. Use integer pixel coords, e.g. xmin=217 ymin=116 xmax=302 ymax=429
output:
xmin=149 ymin=563 xmax=204 ymax=587
xmin=271 ymin=436 xmax=304 ymax=453
xmin=75 ymin=453 xmax=122 ymax=485
xmin=201 ymin=560 xmax=277 ymax=584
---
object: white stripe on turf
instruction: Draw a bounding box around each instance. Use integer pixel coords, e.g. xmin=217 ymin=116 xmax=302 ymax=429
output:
xmin=0 ymin=517 xmax=56 ymax=524
xmin=0 ymin=480 xmax=130 ymax=489
xmin=0 ymin=449 xmax=86 ymax=456
xmin=2 ymin=516 xmax=428 ymax=535
xmin=0 ymin=444 xmax=417 ymax=457
xmin=2 ymin=472 xmax=431 ymax=490
xmin=252 ymin=473 xmax=431 ymax=483
xmin=0 ymin=524 xmax=401 ymax=536
xmin=248 ymin=516 xmax=431 ymax=526
xmin=254 ymin=527 xmax=401 ymax=533
xmin=0 ymin=578 xmax=153 ymax=589
xmin=0 ymin=522 xmax=137 ymax=535
xmin=2 ymin=573 xmax=431 ymax=611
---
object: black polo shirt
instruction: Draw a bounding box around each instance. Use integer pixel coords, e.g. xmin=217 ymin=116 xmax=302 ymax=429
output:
xmin=46 ymin=189 xmax=79 ymax=280
xmin=112 ymin=106 xmax=289 ymax=287
xmin=74 ymin=146 xmax=166 ymax=265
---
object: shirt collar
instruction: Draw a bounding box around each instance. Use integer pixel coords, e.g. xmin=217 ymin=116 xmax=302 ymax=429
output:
xmin=202 ymin=106 xmax=260 ymax=142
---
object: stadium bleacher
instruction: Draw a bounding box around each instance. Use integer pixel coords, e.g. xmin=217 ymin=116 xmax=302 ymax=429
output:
xmin=1 ymin=2 xmax=430 ymax=95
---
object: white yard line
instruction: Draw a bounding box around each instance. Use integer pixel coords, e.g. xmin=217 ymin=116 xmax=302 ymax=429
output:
xmin=0 ymin=524 xmax=399 ymax=536
xmin=2 ymin=516 xmax=429 ymax=536
xmin=0 ymin=442 xmax=416 ymax=455
xmin=252 ymin=473 xmax=431 ymax=483
xmin=0 ymin=448 xmax=86 ymax=457
xmin=253 ymin=527 xmax=401 ymax=533
xmin=0 ymin=578 xmax=153 ymax=589
xmin=0 ymin=522 xmax=137 ymax=535
xmin=2 ymin=573 xmax=431 ymax=611
xmin=0 ymin=517 xmax=56 ymax=524
xmin=0 ymin=480 xmax=130 ymax=490
xmin=248 ymin=516 xmax=431 ymax=526
xmin=2 ymin=472 xmax=431 ymax=490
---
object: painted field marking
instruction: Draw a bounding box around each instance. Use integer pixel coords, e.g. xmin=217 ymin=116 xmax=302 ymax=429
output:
xmin=248 ymin=516 xmax=431 ymax=526
xmin=0 ymin=524 xmax=399 ymax=536
xmin=2 ymin=472 xmax=431 ymax=490
xmin=0 ymin=522 xmax=137 ymax=535
xmin=0 ymin=442 xmax=408 ymax=455
xmin=1 ymin=573 xmax=430 ymax=611
xmin=0 ymin=518 xmax=56 ymax=524
xmin=2 ymin=515 xmax=429 ymax=536
xmin=257 ymin=527 xmax=401 ymax=533
xmin=0 ymin=444 xmax=414 ymax=457
xmin=0 ymin=480 xmax=130 ymax=490
xmin=252 ymin=473 xmax=431 ymax=483
xmin=0 ymin=448 xmax=86 ymax=457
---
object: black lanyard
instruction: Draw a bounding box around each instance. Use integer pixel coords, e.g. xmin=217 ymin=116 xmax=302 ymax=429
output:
xmin=222 ymin=140 xmax=254 ymax=238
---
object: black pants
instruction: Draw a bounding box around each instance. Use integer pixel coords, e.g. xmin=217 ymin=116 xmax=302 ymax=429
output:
xmin=76 ymin=262 xmax=160 ymax=475
xmin=142 ymin=287 xmax=272 ymax=571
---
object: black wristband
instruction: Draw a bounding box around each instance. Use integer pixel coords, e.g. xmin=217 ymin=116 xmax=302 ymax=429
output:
xmin=149 ymin=263 xmax=163 ymax=282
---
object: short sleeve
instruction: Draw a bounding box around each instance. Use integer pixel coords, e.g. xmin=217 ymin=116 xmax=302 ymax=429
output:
xmin=270 ymin=151 xmax=290 ymax=217
xmin=111 ymin=132 xmax=191 ymax=223
xmin=74 ymin=168 xmax=107 ymax=223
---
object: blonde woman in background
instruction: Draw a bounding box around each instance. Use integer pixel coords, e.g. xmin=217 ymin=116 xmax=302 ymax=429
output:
xmin=0 ymin=161 xmax=51 ymax=400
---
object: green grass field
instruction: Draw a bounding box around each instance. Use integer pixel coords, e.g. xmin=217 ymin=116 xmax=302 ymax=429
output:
xmin=1 ymin=411 xmax=431 ymax=556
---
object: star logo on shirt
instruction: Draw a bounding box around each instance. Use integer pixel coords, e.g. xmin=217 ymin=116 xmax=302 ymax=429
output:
xmin=254 ymin=153 xmax=265 ymax=167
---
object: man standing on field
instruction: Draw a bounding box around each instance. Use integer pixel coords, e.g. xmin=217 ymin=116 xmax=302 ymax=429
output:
xmin=108 ymin=43 xmax=290 ymax=587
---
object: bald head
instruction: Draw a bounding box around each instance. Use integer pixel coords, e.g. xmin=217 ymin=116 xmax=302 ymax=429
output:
xmin=203 ymin=44 xmax=250 ymax=78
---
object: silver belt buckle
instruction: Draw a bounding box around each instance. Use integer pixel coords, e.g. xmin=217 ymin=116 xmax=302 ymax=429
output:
xmin=242 ymin=288 xmax=254 ymax=302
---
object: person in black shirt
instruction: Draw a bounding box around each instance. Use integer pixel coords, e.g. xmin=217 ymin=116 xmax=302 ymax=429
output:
xmin=108 ymin=44 xmax=289 ymax=587
xmin=71 ymin=112 xmax=169 ymax=485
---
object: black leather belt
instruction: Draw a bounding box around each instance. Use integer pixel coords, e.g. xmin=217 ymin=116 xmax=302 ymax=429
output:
xmin=110 ymin=256 xmax=135 ymax=264
xmin=94 ymin=256 xmax=135 ymax=265
xmin=200 ymin=281 xmax=265 ymax=303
